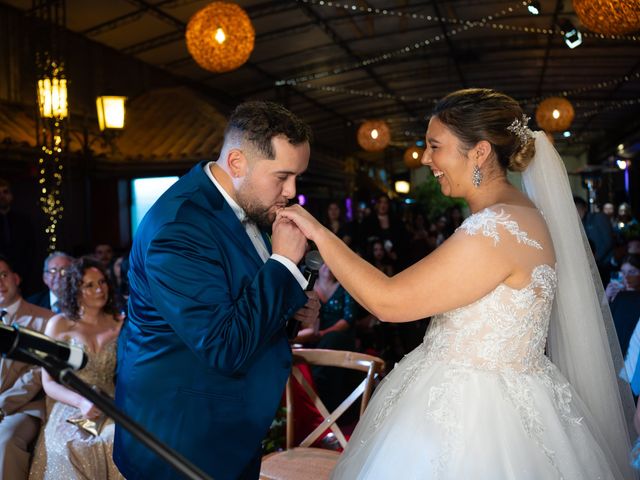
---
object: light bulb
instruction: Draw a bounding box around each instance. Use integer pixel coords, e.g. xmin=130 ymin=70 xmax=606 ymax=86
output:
xmin=412 ymin=151 xmax=419 ymax=159
xmin=214 ymin=27 xmax=226 ymax=44
xmin=370 ymin=128 xmax=379 ymax=139
xmin=552 ymin=109 xmax=560 ymax=119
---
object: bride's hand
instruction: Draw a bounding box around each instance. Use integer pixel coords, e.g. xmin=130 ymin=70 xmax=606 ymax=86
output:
xmin=277 ymin=205 xmax=324 ymax=242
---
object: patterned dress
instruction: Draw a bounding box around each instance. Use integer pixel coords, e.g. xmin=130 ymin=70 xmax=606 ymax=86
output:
xmin=29 ymin=338 xmax=124 ymax=480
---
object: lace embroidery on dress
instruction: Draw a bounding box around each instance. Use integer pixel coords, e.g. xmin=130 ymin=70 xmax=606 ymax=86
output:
xmin=367 ymin=344 xmax=428 ymax=439
xmin=457 ymin=207 xmax=543 ymax=250
xmin=425 ymin=366 xmax=470 ymax=479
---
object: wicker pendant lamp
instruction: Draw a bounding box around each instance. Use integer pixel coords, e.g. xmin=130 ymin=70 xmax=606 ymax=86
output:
xmin=535 ymin=97 xmax=575 ymax=132
xmin=186 ymin=2 xmax=255 ymax=73
xmin=357 ymin=120 xmax=391 ymax=152
xmin=573 ymin=0 xmax=640 ymax=35
xmin=403 ymin=146 xmax=424 ymax=169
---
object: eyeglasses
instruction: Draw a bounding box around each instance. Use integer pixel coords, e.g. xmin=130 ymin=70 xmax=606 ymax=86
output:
xmin=44 ymin=267 xmax=66 ymax=277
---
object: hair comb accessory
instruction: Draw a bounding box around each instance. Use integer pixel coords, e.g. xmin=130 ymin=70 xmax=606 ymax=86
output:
xmin=507 ymin=114 xmax=534 ymax=145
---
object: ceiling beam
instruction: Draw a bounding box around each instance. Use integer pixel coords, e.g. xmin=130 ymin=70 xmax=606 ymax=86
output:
xmin=295 ymin=1 xmax=419 ymax=121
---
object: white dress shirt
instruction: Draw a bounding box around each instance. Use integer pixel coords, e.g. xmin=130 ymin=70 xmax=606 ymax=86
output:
xmin=49 ymin=291 xmax=60 ymax=313
xmin=204 ymin=162 xmax=308 ymax=289
xmin=1 ymin=298 xmax=22 ymax=325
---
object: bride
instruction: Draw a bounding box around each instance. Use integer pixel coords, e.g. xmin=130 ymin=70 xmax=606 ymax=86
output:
xmin=278 ymin=89 xmax=635 ymax=479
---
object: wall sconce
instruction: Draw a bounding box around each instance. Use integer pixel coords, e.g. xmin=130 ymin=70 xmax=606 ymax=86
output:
xmin=96 ymin=96 xmax=126 ymax=131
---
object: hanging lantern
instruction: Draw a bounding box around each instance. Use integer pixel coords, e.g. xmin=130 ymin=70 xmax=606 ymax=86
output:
xmin=357 ymin=120 xmax=391 ymax=152
xmin=535 ymin=97 xmax=575 ymax=132
xmin=185 ymin=2 xmax=255 ymax=73
xmin=573 ymin=0 xmax=640 ymax=35
xmin=37 ymin=62 xmax=67 ymax=119
xmin=403 ymin=146 xmax=424 ymax=169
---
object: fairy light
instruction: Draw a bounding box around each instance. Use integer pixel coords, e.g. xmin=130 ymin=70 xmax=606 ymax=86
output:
xmin=36 ymin=56 xmax=66 ymax=252
xmin=279 ymin=1 xmax=638 ymax=88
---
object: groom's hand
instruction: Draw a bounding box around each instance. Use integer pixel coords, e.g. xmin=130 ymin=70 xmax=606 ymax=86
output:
xmin=271 ymin=215 xmax=308 ymax=264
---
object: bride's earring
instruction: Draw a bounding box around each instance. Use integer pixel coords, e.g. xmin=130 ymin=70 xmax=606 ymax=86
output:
xmin=472 ymin=165 xmax=482 ymax=187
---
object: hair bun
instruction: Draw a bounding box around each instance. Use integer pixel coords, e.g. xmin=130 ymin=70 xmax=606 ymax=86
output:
xmin=508 ymin=136 xmax=536 ymax=172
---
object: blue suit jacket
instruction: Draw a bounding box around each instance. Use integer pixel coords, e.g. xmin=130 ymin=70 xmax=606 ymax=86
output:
xmin=113 ymin=162 xmax=308 ymax=480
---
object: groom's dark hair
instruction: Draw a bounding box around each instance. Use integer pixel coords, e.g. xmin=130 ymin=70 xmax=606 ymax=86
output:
xmin=225 ymin=101 xmax=312 ymax=159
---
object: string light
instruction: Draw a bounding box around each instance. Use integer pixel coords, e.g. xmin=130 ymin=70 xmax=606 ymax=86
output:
xmin=298 ymin=0 xmax=639 ymax=41
xmin=279 ymin=0 xmax=638 ymax=87
xmin=36 ymin=55 xmax=66 ymax=252
xmin=286 ymin=71 xmax=639 ymax=111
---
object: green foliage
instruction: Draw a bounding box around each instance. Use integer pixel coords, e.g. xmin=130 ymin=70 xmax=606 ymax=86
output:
xmin=413 ymin=174 xmax=467 ymax=220
xmin=261 ymin=406 xmax=287 ymax=454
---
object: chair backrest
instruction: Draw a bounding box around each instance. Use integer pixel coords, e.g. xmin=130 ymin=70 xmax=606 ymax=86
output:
xmin=285 ymin=348 xmax=384 ymax=450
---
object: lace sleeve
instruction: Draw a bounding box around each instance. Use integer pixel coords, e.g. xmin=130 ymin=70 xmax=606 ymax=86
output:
xmin=457 ymin=207 xmax=542 ymax=250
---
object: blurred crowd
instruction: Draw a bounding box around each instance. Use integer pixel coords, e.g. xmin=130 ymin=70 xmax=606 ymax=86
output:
xmin=3 ymin=169 xmax=640 ymax=473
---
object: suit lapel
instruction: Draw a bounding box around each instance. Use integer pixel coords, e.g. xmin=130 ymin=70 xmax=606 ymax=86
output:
xmin=261 ymin=231 xmax=272 ymax=255
xmin=191 ymin=162 xmax=264 ymax=269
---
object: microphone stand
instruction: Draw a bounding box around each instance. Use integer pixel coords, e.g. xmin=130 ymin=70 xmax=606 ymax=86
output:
xmin=19 ymin=349 xmax=213 ymax=480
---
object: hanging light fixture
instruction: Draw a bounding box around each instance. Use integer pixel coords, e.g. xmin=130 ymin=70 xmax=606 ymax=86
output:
xmin=403 ymin=146 xmax=424 ymax=169
xmin=573 ymin=0 xmax=640 ymax=35
xmin=527 ymin=0 xmax=541 ymax=15
xmin=535 ymin=97 xmax=575 ymax=132
xmin=185 ymin=2 xmax=255 ymax=73
xmin=37 ymin=62 xmax=67 ymax=119
xmin=96 ymin=96 xmax=127 ymax=131
xmin=357 ymin=120 xmax=391 ymax=152
xmin=559 ymin=19 xmax=583 ymax=48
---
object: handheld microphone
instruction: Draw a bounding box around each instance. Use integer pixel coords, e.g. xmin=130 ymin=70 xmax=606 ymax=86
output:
xmin=302 ymin=250 xmax=323 ymax=291
xmin=0 ymin=324 xmax=88 ymax=370
xmin=287 ymin=250 xmax=324 ymax=339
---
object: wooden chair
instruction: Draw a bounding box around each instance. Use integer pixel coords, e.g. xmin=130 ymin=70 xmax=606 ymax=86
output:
xmin=260 ymin=348 xmax=384 ymax=480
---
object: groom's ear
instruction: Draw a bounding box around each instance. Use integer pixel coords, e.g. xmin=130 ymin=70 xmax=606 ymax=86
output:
xmin=226 ymin=149 xmax=248 ymax=178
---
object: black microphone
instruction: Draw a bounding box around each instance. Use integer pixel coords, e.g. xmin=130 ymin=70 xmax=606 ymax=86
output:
xmin=0 ymin=324 xmax=88 ymax=370
xmin=287 ymin=250 xmax=324 ymax=339
xmin=302 ymin=250 xmax=323 ymax=291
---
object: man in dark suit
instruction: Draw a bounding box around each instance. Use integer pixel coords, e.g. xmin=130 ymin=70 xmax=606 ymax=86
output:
xmin=0 ymin=255 xmax=54 ymax=479
xmin=114 ymin=101 xmax=320 ymax=480
xmin=26 ymin=251 xmax=74 ymax=313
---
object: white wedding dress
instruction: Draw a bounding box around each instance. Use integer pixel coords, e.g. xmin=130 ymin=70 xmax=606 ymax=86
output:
xmin=332 ymin=206 xmax=626 ymax=480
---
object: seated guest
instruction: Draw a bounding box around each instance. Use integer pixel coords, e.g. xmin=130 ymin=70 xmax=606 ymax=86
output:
xmin=0 ymin=255 xmax=53 ymax=479
xmin=29 ymin=257 xmax=123 ymax=480
xmin=606 ymin=254 xmax=640 ymax=303
xmin=27 ymin=251 xmax=74 ymax=313
xmin=295 ymin=262 xmax=357 ymax=412
xmin=93 ymin=243 xmax=114 ymax=270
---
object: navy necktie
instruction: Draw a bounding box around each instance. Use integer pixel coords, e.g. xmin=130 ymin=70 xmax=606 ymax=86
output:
xmin=0 ymin=309 xmax=8 ymax=325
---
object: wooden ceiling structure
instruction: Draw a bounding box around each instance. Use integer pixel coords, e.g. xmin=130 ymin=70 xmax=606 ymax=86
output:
xmin=1 ymin=0 xmax=639 ymax=167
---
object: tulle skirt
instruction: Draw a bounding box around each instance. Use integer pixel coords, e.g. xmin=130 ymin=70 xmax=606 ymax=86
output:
xmin=331 ymin=344 xmax=624 ymax=480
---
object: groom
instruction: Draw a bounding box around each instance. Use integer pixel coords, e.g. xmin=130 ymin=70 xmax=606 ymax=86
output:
xmin=114 ymin=101 xmax=320 ymax=480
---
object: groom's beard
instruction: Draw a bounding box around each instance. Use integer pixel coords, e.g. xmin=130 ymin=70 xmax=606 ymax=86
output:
xmin=236 ymin=191 xmax=287 ymax=231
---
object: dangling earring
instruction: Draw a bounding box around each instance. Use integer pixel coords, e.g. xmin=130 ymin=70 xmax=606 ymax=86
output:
xmin=472 ymin=165 xmax=482 ymax=187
